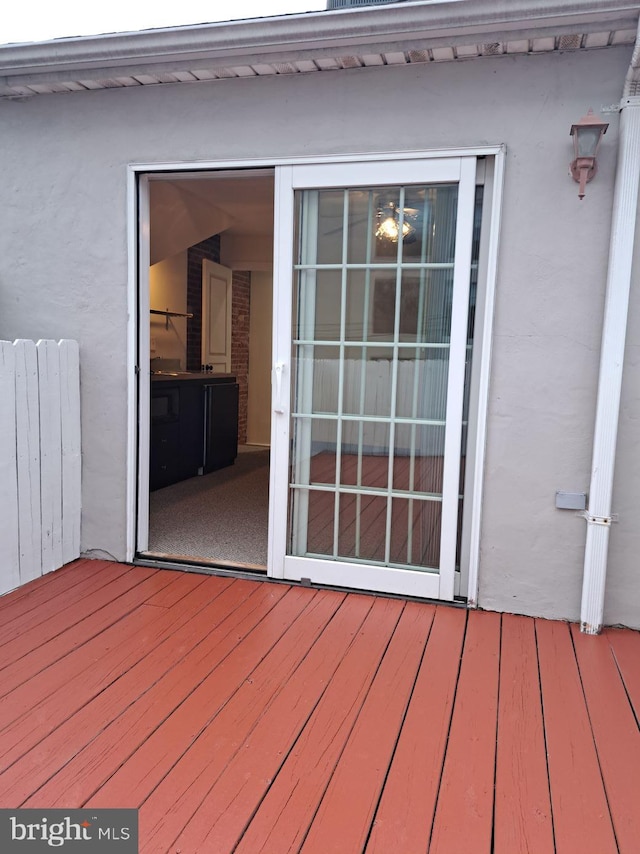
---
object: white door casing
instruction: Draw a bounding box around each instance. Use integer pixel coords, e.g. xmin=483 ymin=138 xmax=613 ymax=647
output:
xmin=129 ymin=150 xmax=505 ymax=610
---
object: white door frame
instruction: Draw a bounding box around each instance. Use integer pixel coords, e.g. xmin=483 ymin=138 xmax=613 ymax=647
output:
xmin=126 ymin=147 xmax=505 ymax=604
xmin=270 ymin=156 xmax=475 ymax=601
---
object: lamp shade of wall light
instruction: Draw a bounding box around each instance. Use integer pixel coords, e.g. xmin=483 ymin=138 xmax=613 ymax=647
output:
xmin=570 ymin=108 xmax=609 ymax=200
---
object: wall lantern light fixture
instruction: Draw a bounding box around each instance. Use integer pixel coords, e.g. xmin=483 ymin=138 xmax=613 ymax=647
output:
xmin=570 ymin=108 xmax=609 ymax=200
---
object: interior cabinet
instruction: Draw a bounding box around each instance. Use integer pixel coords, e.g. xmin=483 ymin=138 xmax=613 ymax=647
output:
xmin=204 ymin=382 xmax=239 ymax=473
xmin=150 ymin=375 xmax=238 ymax=491
xmin=150 ymin=421 xmax=182 ymax=489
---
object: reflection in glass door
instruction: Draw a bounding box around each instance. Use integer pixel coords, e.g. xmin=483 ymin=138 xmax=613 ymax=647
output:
xmin=273 ymin=158 xmax=477 ymax=600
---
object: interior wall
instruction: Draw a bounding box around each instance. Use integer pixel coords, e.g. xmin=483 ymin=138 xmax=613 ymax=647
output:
xmin=247 ymin=270 xmax=273 ymax=446
xmin=149 ymin=251 xmax=187 ymax=369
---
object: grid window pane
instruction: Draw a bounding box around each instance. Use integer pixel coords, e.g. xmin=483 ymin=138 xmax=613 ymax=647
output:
xmin=337 ymin=494 xmax=388 ymax=563
xmin=289 ymin=179 xmax=473 ymax=573
xmin=389 ymin=498 xmax=442 ymax=569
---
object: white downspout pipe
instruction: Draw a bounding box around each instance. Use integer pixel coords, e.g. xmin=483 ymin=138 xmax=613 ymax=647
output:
xmin=580 ymin=21 xmax=640 ymax=634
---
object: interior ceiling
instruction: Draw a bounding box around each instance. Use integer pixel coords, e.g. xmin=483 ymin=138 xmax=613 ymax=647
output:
xmin=149 ymin=173 xmax=275 ymax=264
xmin=171 ymin=175 xmax=275 ymax=237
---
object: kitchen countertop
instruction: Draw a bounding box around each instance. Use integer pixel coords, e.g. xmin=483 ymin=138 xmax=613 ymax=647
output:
xmin=151 ymin=371 xmax=236 ymax=382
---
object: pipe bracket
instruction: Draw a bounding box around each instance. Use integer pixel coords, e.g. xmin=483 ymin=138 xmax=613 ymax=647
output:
xmin=585 ymin=514 xmax=612 ymax=526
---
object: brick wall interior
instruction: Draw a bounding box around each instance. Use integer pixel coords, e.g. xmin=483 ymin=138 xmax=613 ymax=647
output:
xmin=186 ymin=235 xmax=251 ymax=444
xmin=231 ymin=271 xmax=251 ymax=445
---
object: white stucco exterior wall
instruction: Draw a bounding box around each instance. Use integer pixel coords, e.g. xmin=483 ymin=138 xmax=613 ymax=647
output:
xmin=0 ymin=46 xmax=634 ymax=622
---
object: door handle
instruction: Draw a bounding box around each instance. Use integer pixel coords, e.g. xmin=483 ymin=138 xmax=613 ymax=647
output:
xmin=273 ymin=362 xmax=286 ymax=414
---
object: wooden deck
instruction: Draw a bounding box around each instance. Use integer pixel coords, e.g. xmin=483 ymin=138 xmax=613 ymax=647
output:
xmin=0 ymin=559 xmax=639 ymax=853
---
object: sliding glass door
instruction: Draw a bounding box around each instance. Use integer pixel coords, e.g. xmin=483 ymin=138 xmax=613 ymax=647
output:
xmin=269 ymin=157 xmax=477 ymax=600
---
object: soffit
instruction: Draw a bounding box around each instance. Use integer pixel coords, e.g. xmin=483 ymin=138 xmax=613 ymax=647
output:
xmin=0 ymin=0 xmax=638 ymax=98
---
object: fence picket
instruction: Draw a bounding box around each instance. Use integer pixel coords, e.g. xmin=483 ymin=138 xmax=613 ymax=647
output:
xmin=37 ymin=340 xmax=64 ymax=574
xmin=0 ymin=343 xmax=20 ymax=594
xmin=59 ymin=340 xmax=81 ymax=565
xmin=0 ymin=339 xmax=80 ymax=596
xmin=14 ymin=339 xmax=42 ymax=584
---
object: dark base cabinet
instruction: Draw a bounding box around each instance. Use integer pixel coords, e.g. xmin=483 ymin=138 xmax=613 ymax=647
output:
xmin=150 ymin=421 xmax=183 ymax=491
xmin=203 ymin=382 xmax=239 ymax=473
xmin=150 ymin=375 xmax=238 ymax=491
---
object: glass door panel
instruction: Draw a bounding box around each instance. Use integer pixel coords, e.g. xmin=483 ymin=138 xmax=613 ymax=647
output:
xmin=270 ymin=157 xmax=477 ymax=601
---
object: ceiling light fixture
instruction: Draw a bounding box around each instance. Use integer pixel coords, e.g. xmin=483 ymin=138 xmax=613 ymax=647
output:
xmin=375 ymin=201 xmax=416 ymax=243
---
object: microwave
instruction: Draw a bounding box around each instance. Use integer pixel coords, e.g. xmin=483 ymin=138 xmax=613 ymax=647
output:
xmin=151 ymin=386 xmax=180 ymax=423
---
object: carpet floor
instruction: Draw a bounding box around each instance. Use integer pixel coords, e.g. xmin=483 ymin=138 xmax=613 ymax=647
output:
xmin=148 ymin=448 xmax=269 ymax=567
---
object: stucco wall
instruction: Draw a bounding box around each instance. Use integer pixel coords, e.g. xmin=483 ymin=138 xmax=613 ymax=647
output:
xmin=0 ymin=46 xmax=633 ymax=622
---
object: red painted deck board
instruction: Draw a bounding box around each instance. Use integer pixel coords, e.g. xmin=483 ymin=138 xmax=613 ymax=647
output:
xmin=0 ymin=561 xmax=132 ymax=646
xmin=300 ymin=601 xmax=432 ymax=854
xmin=139 ymin=588 xmax=352 ymax=851
xmin=536 ymin=618 xmax=618 ymax=854
xmin=0 ymin=578 xmax=246 ymax=806
xmin=235 ymin=596 xmax=395 ymax=854
xmin=0 ymin=566 xmax=164 ymax=697
xmin=429 ymin=609 xmax=501 ymax=854
xmin=606 ymin=627 xmax=640 ymax=723
xmin=572 ymin=624 xmax=640 ymax=854
xmin=366 ymin=604 xmax=466 ymax=854
xmin=161 ymin=592 xmax=375 ymax=854
xmin=0 ymin=559 xmax=98 ymax=615
xmin=494 ymin=614 xmax=554 ymax=854
xmin=0 ymin=573 xmax=213 ymax=769
xmin=86 ymin=586 xmax=311 ymax=809
xmin=0 ymin=559 xmax=638 ymax=854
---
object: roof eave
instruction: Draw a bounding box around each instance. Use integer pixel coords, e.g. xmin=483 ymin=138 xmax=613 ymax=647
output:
xmin=1 ymin=0 xmax=639 ymax=74
xmin=0 ymin=0 xmax=638 ymax=98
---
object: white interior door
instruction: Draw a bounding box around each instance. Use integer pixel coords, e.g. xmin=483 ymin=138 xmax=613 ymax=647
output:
xmin=268 ymin=157 xmax=477 ymax=601
xmin=201 ymin=259 xmax=232 ymax=372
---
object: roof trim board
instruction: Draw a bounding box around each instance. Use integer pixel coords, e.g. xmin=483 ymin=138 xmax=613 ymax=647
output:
xmin=0 ymin=0 xmax=638 ymax=98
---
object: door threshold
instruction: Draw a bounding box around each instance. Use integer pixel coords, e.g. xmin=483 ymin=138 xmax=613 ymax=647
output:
xmin=136 ymin=550 xmax=267 ymax=574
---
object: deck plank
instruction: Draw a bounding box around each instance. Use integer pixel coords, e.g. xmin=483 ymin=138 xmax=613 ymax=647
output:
xmin=0 ymin=558 xmax=97 ymax=614
xmin=366 ymin=605 xmax=466 ymax=854
xmin=85 ymin=586 xmax=313 ymax=809
xmin=0 ymin=571 xmax=162 ymax=694
xmin=0 ymin=573 xmax=213 ymax=767
xmin=0 ymin=570 xmax=194 ymax=700
xmin=428 ymin=609 xmax=501 ymax=854
xmin=0 ymin=577 xmax=246 ymax=806
xmin=24 ymin=582 xmax=288 ymax=808
xmin=0 ymin=560 xmax=133 ymax=644
xmin=298 ymin=601 xmax=431 ymax=854
xmin=143 ymin=591 xmax=375 ymax=853
xmin=536 ymin=618 xmax=618 ymax=854
xmin=606 ymin=627 xmax=640 ymax=725
xmin=572 ymin=624 xmax=640 ymax=854
xmin=493 ymin=613 xmax=554 ymax=854
xmin=234 ymin=597 xmax=405 ymax=854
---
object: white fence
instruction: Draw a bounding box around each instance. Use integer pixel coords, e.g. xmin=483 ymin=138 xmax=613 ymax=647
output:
xmin=0 ymin=340 xmax=81 ymax=596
